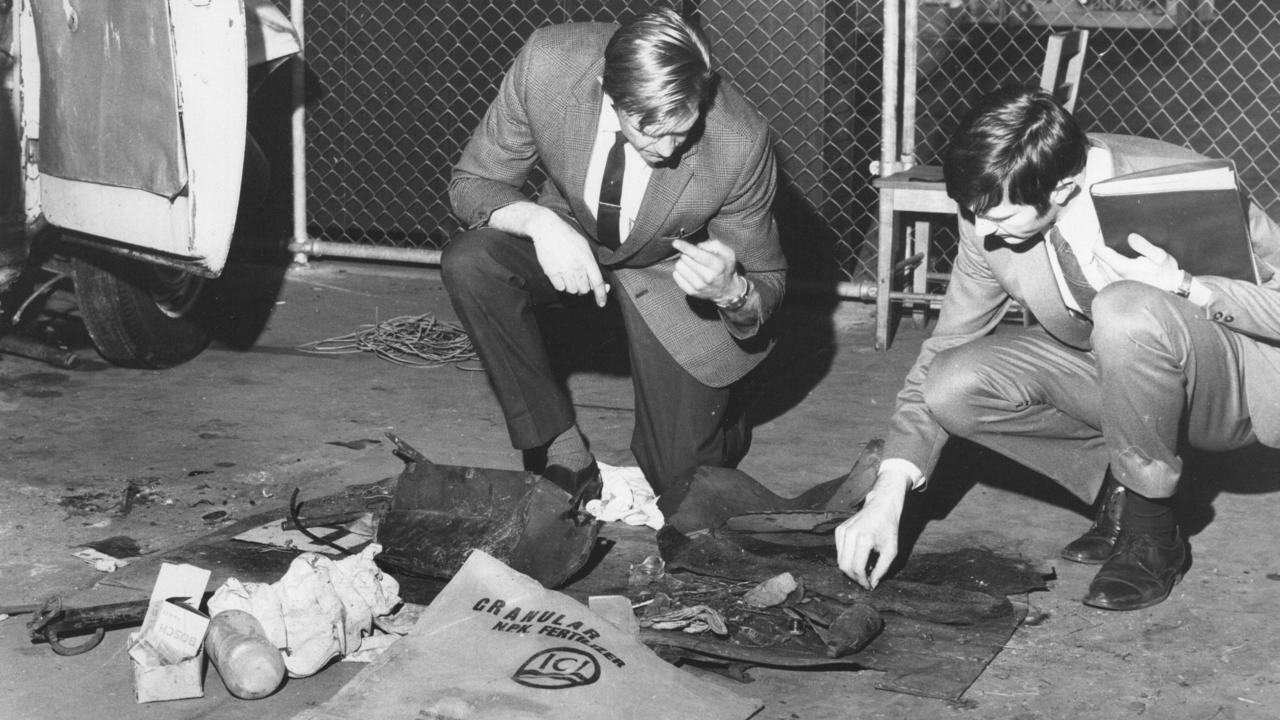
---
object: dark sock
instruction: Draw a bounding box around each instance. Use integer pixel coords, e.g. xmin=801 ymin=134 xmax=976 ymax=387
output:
xmin=546 ymin=425 xmax=593 ymax=472
xmin=1120 ymin=489 xmax=1177 ymax=542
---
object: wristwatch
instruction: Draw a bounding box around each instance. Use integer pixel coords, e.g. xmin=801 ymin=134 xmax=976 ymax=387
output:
xmin=1173 ymin=271 xmax=1194 ymax=298
xmin=716 ymin=275 xmax=753 ymax=311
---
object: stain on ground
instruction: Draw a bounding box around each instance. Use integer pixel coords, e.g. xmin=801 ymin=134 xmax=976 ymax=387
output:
xmin=13 ymin=372 xmax=70 ymax=386
xmin=58 ymin=479 xmax=166 ymax=517
xmin=78 ymin=535 xmax=143 ymax=558
xmin=195 ymin=419 xmax=243 ymax=440
xmin=326 ymin=439 xmax=383 ymax=450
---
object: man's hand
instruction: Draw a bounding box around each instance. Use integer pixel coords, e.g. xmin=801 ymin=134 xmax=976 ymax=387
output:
xmin=671 ymin=239 xmax=740 ymax=302
xmin=488 ymin=202 xmax=610 ymax=307
xmin=834 ymin=470 xmax=912 ymax=589
xmin=528 ymin=213 xmax=609 ymax=307
xmin=1094 ymin=233 xmax=1184 ymax=293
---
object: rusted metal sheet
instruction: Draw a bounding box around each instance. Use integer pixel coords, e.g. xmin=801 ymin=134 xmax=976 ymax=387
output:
xmin=376 ymin=460 xmax=601 ymax=589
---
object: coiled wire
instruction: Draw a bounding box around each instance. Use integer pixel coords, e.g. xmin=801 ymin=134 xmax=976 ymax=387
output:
xmin=297 ymin=313 xmax=481 ymax=368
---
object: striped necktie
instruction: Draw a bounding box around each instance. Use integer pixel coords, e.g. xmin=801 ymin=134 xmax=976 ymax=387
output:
xmin=596 ymin=131 xmax=625 ymax=249
xmin=1047 ymin=227 xmax=1097 ymax=317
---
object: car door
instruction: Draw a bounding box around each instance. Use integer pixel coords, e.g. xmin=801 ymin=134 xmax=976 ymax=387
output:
xmin=25 ymin=0 xmax=247 ymax=276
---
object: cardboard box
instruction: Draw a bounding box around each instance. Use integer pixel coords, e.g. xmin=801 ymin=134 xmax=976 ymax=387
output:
xmin=127 ymin=563 xmax=212 ymax=703
xmin=128 ymin=631 xmax=205 ymax=703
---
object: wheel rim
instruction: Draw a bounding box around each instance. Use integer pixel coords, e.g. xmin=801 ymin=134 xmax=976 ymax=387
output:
xmin=147 ymin=265 xmax=204 ymax=319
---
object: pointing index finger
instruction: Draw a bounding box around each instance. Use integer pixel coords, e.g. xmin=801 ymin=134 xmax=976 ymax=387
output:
xmin=671 ymin=238 xmax=710 ymax=261
xmin=585 ymin=264 xmax=608 ymax=307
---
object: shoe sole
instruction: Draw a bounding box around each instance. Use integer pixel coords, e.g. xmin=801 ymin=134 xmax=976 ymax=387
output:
xmin=1060 ymin=549 xmax=1109 ymax=566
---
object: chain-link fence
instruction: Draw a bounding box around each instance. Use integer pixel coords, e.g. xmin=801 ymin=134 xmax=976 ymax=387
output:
xmin=300 ymin=0 xmax=1280 ymax=285
xmin=903 ymin=0 xmax=1280 ymax=278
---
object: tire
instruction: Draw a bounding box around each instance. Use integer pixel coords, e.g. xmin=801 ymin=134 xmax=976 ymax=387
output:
xmin=70 ymin=249 xmax=212 ymax=369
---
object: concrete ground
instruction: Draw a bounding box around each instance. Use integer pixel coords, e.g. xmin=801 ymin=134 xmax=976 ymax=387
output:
xmin=2 ymin=258 xmax=1280 ymax=720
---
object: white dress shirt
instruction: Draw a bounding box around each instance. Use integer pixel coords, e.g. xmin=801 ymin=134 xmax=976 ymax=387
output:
xmin=582 ymin=94 xmax=654 ymax=246
xmin=1048 ymin=145 xmax=1125 ymax=314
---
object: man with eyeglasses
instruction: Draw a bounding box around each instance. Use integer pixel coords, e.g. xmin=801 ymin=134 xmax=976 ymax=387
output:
xmin=443 ymin=7 xmax=785 ymax=510
xmin=835 ymin=85 xmax=1280 ymax=611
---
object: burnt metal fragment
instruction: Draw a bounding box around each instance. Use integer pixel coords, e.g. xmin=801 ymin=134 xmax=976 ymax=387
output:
xmin=818 ymin=602 xmax=883 ymax=658
xmin=376 ymin=461 xmax=601 ymax=589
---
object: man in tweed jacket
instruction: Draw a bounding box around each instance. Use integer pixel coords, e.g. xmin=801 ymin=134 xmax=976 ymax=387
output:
xmin=443 ymin=8 xmax=785 ymax=504
xmin=835 ymin=86 xmax=1280 ymax=611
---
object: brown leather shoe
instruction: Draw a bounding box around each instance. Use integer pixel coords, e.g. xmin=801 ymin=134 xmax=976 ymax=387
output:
xmin=1082 ymin=527 xmax=1188 ymax=611
xmin=1061 ymin=471 xmax=1125 ymax=564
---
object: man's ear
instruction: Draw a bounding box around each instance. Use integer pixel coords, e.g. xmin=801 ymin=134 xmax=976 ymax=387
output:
xmin=1050 ymin=179 xmax=1080 ymax=207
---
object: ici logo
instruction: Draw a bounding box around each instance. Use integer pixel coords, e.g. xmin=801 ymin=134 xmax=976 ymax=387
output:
xmin=512 ymin=647 xmax=602 ymax=689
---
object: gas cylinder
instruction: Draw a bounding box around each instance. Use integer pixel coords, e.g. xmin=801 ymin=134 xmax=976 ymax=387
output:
xmin=204 ymin=609 xmax=286 ymax=699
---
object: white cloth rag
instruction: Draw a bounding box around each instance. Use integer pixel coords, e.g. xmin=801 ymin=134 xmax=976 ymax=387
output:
xmin=207 ymin=543 xmax=401 ymax=677
xmin=584 ymin=462 xmax=664 ymax=530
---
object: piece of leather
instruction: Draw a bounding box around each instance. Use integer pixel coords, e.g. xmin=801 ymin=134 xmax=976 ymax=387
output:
xmin=663 ymin=439 xmax=883 ymax=533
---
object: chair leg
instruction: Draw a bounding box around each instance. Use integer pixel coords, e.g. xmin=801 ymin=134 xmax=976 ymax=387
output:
xmin=910 ymin=218 xmax=932 ymax=329
xmin=875 ymin=191 xmax=896 ymax=351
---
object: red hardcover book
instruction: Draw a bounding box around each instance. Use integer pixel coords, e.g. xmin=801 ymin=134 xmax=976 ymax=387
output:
xmin=1090 ymin=159 xmax=1259 ymax=282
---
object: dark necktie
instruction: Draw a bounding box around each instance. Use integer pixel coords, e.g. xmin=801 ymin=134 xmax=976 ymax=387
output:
xmin=596 ymin=131 xmax=625 ymax=250
xmin=1047 ymin=227 xmax=1097 ymax=317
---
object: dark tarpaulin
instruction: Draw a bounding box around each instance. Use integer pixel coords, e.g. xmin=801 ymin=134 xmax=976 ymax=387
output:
xmin=646 ymin=529 xmax=1051 ymax=701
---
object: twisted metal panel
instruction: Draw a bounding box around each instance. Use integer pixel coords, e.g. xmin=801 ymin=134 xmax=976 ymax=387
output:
xmin=302 ymin=0 xmax=1280 ymax=284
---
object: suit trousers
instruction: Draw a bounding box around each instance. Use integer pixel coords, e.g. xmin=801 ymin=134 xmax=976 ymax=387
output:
xmin=440 ymin=228 xmax=748 ymax=493
xmin=921 ymin=281 xmax=1257 ymax=501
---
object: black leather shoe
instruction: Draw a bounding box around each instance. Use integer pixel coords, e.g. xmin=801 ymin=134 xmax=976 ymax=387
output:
xmin=542 ymin=461 xmax=602 ymax=507
xmin=1083 ymin=528 xmax=1188 ymax=611
xmin=1061 ymin=471 xmax=1126 ymax=564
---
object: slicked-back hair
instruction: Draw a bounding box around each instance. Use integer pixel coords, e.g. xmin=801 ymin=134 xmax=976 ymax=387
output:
xmin=602 ymin=6 xmax=715 ymax=131
xmin=943 ymin=85 xmax=1089 ymax=216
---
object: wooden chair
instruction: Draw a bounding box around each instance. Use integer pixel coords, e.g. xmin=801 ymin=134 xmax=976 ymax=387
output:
xmin=872 ymin=24 xmax=1089 ymax=350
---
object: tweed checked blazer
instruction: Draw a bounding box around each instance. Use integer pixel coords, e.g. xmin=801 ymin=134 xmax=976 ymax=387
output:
xmin=884 ymin=133 xmax=1280 ymax=477
xmin=449 ymin=22 xmax=785 ymax=388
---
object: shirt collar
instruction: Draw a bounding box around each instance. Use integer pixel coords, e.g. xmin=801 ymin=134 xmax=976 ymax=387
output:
xmin=1055 ymin=144 xmax=1113 ymax=245
xmin=598 ymin=92 xmax=621 ymax=135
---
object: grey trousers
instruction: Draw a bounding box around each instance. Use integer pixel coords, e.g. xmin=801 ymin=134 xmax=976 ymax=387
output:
xmin=922 ymin=281 xmax=1257 ymax=500
xmin=440 ymin=228 xmax=748 ymax=493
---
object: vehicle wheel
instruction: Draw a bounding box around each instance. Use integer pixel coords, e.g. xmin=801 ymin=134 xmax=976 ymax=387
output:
xmin=70 ymin=248 xmax=212 ymax=369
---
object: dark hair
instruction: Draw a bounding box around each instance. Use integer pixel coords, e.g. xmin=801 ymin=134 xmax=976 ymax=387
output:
xmin=943 ymin=85 xmax=1089 ymax=215
xmin=601 ymin=7 xmax=715 ymax=131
